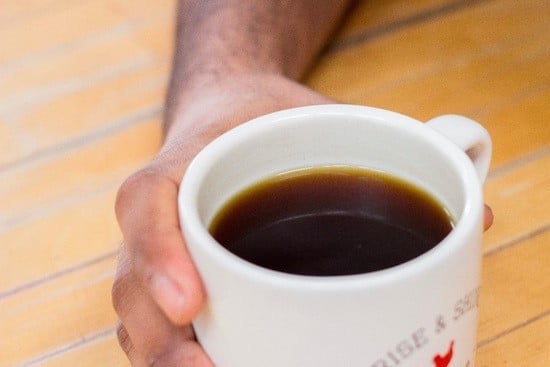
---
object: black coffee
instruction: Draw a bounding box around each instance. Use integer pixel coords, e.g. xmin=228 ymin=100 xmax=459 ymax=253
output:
xmin=209 ymin=166 xmax=453 ymax=276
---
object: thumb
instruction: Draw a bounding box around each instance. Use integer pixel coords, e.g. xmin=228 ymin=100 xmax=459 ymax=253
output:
xmin=115 ymin=170 xmax=204 ymax=324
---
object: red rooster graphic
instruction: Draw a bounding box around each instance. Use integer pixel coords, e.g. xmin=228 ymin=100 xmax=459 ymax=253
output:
xmin=433 ymin=340 xmax=454 ymax=367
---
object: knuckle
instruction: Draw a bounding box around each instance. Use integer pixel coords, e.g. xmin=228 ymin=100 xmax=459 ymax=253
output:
xmin=146 ymin=342 xmax=204 ymax=367
xmin=115 ymin=170 xmax=152 ymax=220
xmin=111 ymin=269 xmax=133 ymax=316
xmin=116 ymin=323 xmax=134 ymax=357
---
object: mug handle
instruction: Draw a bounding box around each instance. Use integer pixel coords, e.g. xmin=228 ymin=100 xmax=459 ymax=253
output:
xmin=426 ymin=115 xmax=492 ymax=182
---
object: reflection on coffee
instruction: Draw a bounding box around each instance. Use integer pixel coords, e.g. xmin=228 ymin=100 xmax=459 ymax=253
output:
xmin=209 ymin=166 xmax=453 ymax=276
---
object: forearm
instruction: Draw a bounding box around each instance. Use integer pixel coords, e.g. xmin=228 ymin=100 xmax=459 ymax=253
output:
xmin=164 ymin=0 xmax=353 ymax=135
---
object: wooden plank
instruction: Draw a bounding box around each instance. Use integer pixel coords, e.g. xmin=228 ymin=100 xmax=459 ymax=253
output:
xmin=0 ymin=120 xmax=158 ymax=292
xmin=112 ymin=0 xmax=175 ymax=22
xmin=307 ymin=0 xmax=549 ymax=170
xmin=0 ymin=1 xmax=120 ymax=65
xmin=0 ymin=0 xmax=68 ymax=24
xmin=0 ymin=188 xmax=119 ymax=292
xmin=0 ymin=257 xmax=117 ymax=367
xmin=346 ymin=44 xmax=549 ymax=169
xmin=1 ymin=0 xmax=547 ymax=366
xmin=0 ymin=122 xmax=26 ymax=167
xmin=0 ymin=253 xmax=114 ymax=318
xmin=476 ymin=314 xmax=550 ymax=367
xmin=336 ymin=0 xmax=462 ymax=41
xmin=0 ymin=17 xmax=162 ymax=116
xmin=483 ymin=154 xmax=550 ymax=252
xmin=125 ymin=8 xmax=175 ymax=58
xmin=307 ymin=0 xmax=548 ymax=105
xmin=39 ymin=334 xmax=130 ymax=367
xmin=340 ymin=37 xmax=549 ymax=166
xmin=0 ymin=119 xmax=160 ymax=292
xmin=13 ymin=59 xmax=167 ymax=161
xmin=0 ymin=21 xmax=169 ymax=167
xmin=0 ymin=117 xmax=162 ymax=228
xmin=332 ymin=28 xmax=547 ymax=112
xmin=0 ymin=0 xmax=172 ymax=67
xmin=479 ymin=88 xmax=550 ymax=169
xmin=478 ymin=230 xmax=550 ymax=342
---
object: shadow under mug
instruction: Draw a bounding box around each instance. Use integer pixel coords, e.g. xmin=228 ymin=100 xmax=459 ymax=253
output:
xmin=178 ymin=104 xmax=491 ymax=367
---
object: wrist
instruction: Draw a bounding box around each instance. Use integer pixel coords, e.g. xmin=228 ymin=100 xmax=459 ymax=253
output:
xmin=154 ymin=73 xmax=332 ymax=181
xmin=166 ymin=71 xmax=333 ymax=130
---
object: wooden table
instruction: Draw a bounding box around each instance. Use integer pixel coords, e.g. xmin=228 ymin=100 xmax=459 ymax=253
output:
xmin=1 ymin=0 xmax=548 ymax=365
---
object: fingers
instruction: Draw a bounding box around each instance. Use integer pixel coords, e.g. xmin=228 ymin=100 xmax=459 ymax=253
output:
xmin=483 ymin=204 xmax=494 ymax=231
xmin=116 ymin=320 xmax=134 ymax=358
xmin=115 ymin=170 xmax=204 ymax=324
xmin=116 ymin=317 xmax=214 ymax=367
xmin=112 ymin=246 xmax=214 ymax=367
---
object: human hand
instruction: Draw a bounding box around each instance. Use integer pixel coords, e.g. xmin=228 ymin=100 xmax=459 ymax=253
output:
xmin=112 ymin=74 xmax=335 ymax=366
xmin=111 ymin=73 xmax=494 ymax=366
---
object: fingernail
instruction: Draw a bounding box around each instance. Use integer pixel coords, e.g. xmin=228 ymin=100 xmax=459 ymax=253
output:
xmin=150 ymin=274 xmax=186 ymax=321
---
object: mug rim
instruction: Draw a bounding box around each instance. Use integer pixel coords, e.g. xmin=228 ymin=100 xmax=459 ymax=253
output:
xmin=178 ymin=104 xmax=484 ymax=289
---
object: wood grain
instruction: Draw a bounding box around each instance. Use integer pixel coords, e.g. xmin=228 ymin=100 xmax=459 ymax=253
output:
xmin=479 ymin=230 xmax=550 ymax=342
xmin=39 ymin=334 xmax=130 ymax=367
xmin=476 ymin=313 xmax=550 ymax=366
xmin=0 ymin=118 xmax=162 ymax=226
xmin=483 ymin=154 xmax=550 ymax=252
xmin=0 ymin=256 xmax=117 ymax=366
xmin=1 ymin=0 xmax=548 ymax=365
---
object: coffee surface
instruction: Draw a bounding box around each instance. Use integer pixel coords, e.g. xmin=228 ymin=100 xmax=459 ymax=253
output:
xmin=209 ymin=166 xmax=453 ymax=276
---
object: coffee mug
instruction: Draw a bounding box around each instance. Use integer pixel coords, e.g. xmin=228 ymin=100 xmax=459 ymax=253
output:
xmin=178 ymin=104 xmax=491 ymax=367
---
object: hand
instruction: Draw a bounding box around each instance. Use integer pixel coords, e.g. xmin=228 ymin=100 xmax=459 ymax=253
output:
xmin=112 ymin=74 xmax=334 ymax=366
xmin=111 ymin=73 xmax=495 ymax=366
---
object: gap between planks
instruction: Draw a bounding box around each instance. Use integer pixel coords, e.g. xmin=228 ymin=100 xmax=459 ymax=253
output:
xmin=14 ymin=327 xmax=117 ymax=367
xmin=327 ymin=0 xmax=491 ymax=53
xmin=477 ymin=309 xmax=550 ymax=349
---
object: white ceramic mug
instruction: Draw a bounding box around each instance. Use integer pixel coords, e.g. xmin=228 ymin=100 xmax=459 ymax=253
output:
xmin=178 ymin=104 xmax=491 ymax=367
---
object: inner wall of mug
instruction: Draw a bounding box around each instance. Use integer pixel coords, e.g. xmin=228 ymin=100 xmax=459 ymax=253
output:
xmin=194 ymin=113 xmax=470 ymax=236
